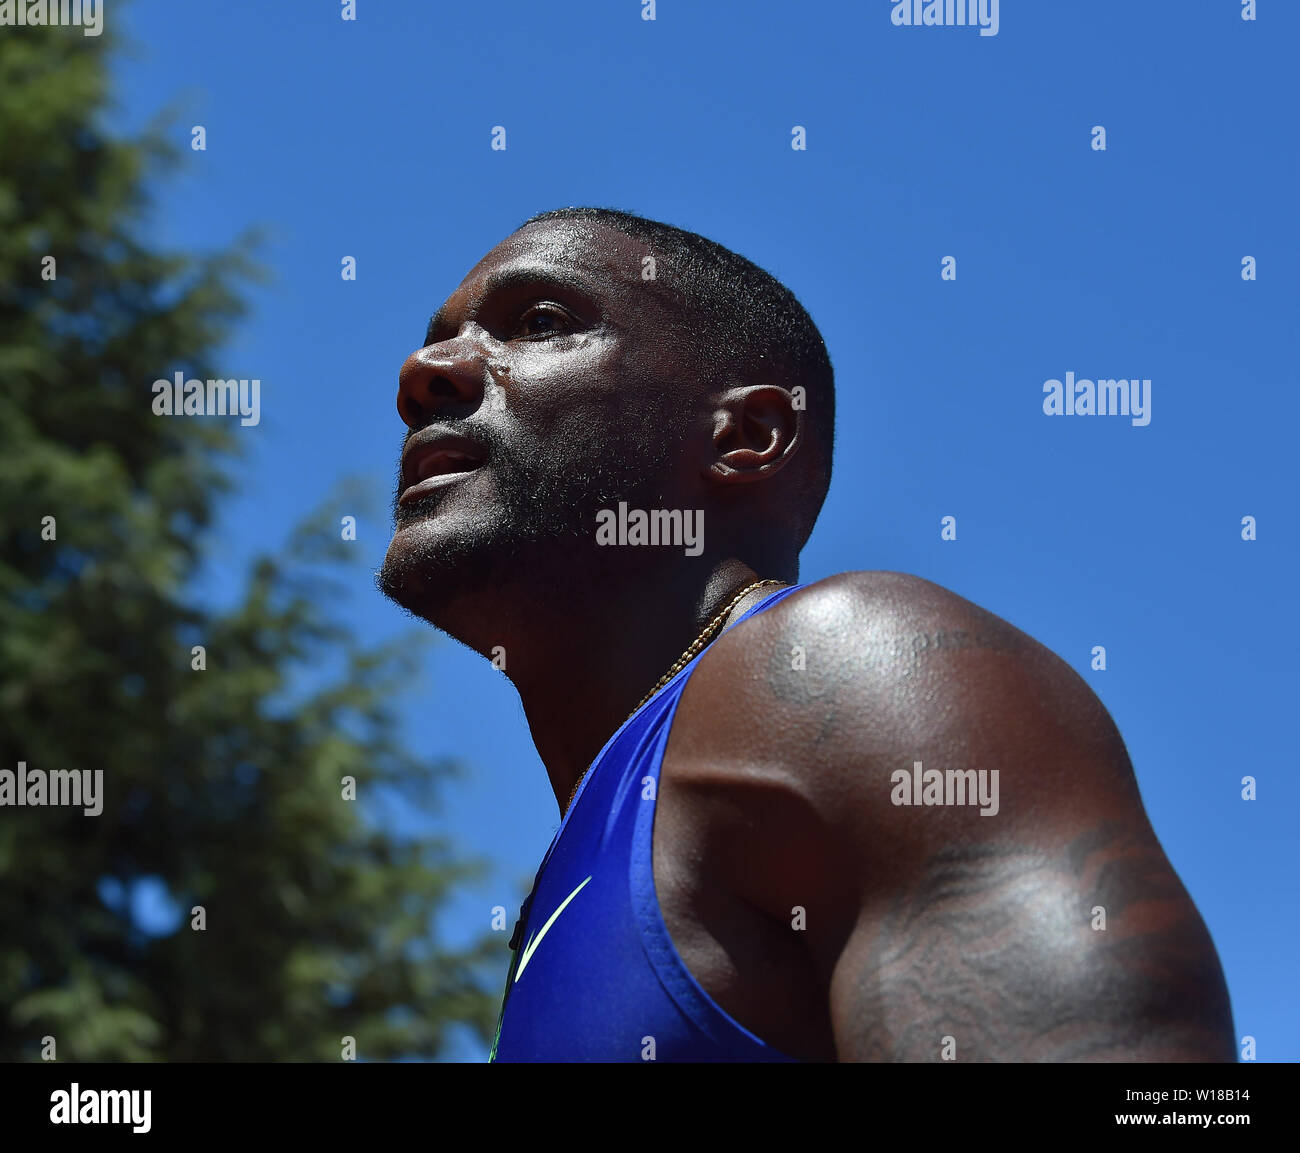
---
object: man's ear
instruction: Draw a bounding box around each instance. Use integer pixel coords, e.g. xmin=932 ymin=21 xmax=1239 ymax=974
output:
xmin=706 ymin=384 xmax=802 ymax=485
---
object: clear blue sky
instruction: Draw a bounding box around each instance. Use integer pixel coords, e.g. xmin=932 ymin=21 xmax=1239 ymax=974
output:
xmin=107 ymin=0 xmax=1296 ymax=1062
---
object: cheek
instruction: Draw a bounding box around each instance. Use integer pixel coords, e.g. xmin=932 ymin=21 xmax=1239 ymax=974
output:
xmin=506 ymin=338 xmax=633 ymax=439
xmin=504 ymin=329 xmax=693 ymax=483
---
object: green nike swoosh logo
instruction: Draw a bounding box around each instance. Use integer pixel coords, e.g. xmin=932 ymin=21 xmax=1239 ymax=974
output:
xmin=514 ymin=875 xmax=592 ymax=983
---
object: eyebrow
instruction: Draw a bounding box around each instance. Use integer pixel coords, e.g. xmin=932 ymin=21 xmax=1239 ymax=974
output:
xmin=423 ymin=263 xmax=609 ymax=347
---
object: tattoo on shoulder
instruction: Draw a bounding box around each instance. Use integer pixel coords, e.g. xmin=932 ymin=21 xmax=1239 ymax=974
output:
xmin=843 ymin=822 xmax=1234 ymax=1061
xmin=898 ymin=628 xmax=1027 ymax=660
xmin=764 ymin=625 xmax=1028 ymax=706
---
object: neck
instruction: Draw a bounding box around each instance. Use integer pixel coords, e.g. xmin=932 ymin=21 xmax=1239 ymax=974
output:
xmin=428 ymin=554 xmax=786 ymax=812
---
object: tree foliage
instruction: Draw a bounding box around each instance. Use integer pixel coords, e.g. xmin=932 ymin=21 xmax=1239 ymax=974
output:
xmin=0 ymin=25 xmax=498 ymax=1060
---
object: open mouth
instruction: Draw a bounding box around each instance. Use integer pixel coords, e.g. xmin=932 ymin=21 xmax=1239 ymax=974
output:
xmin=399 ymin=436 xmax=486 ymax=505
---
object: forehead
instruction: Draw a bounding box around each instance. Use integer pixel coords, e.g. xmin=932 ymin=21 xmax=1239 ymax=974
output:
xmin=484 ymin=218 xmax=646 ymax=277
xmin=465 ymin=220 xmax=646 ymax=305
xmin=424 ymin=220 xmax=672 ymax=343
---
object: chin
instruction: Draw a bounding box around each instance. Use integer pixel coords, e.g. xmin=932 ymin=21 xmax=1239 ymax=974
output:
xmin=378 ymin=518 xmax=519 ymax=621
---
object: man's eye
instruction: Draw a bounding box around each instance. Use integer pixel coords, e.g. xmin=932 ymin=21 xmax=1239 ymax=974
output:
xmin=514 ymin=305 xmax=570 ymax=339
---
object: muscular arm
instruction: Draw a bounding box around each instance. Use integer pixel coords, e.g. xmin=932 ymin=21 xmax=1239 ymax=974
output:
xmin=666 ymin=571 xmax=1236 ymax=1062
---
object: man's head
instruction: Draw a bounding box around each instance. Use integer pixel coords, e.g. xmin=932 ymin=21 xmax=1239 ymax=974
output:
xmin=377 ymin=207 xmax=834 ymax=622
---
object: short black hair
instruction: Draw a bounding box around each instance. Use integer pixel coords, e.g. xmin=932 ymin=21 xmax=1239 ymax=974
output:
xmin=517 ymin=206 xmax=835 ymax=552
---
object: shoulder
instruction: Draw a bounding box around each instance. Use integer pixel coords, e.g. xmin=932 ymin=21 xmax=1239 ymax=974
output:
xmin=729 ymin=568 xmax=1051 ymax=660
xmin=682 ymin=569 xmax=1119 ymax=769
xmin=663 ymin=574 xmax=1236 ymax=1058
xmin=663 ymin=566 xmax=1147 ymax=920
xmin=715 ymin=569 xmax=1046 ymax=677
xmin=665 ymin=571 xmax=1232 ymax=1060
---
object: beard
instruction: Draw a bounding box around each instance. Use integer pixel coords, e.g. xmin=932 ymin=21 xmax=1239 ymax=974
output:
xmin=376 ymin=410 xmax=684 ymax=622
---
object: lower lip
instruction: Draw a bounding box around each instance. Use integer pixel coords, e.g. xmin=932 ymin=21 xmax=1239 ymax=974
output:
xmin=398 ymin=467 xmax=482 ymax=506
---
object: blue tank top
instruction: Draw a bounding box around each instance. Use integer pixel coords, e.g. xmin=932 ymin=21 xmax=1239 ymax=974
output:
xmin=489 ymin=583 xmax=805 ymax=1063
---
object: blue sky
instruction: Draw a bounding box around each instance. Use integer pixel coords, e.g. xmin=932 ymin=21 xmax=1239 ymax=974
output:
xmin=106 ymin=0 xmax=1296 ymax=1061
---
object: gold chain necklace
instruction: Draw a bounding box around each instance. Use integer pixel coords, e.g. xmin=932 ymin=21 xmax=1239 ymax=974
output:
xmin=563 ymin=578 xmax=784 ymax=813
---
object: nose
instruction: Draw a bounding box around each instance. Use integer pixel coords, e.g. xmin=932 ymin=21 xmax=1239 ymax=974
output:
xmin=396 ymin=336 xmax=487 ymax=429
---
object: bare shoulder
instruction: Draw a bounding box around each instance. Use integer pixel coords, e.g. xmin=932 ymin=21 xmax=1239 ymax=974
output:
xmin=734 ymin=568 xmax=1070 ymax=672
xmin=664 ymin=569 xmax=1236 ymax=1060
xmin=718 ymin=568 xmax=1055 ymax=668
xmin=682 ymin=569 xmax=1128 ymax=784
xmin=672 ymin=568 xmax=1152 ymax=875
xmin=664 ymin=566 xmax=1113 ymax=887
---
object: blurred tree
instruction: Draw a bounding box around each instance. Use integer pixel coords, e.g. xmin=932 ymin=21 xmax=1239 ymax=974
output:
xmin=0 ymin=25 xmax=498 ymax=1059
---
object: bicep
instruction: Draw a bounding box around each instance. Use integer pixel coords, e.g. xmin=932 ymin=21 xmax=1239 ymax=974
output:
xmin=828 ymin=819 xmax=1236 ymax=1062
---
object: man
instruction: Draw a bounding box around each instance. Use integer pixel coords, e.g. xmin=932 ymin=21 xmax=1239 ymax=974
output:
xmin=377 ymin=207 xmax=1235 ymax=1062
